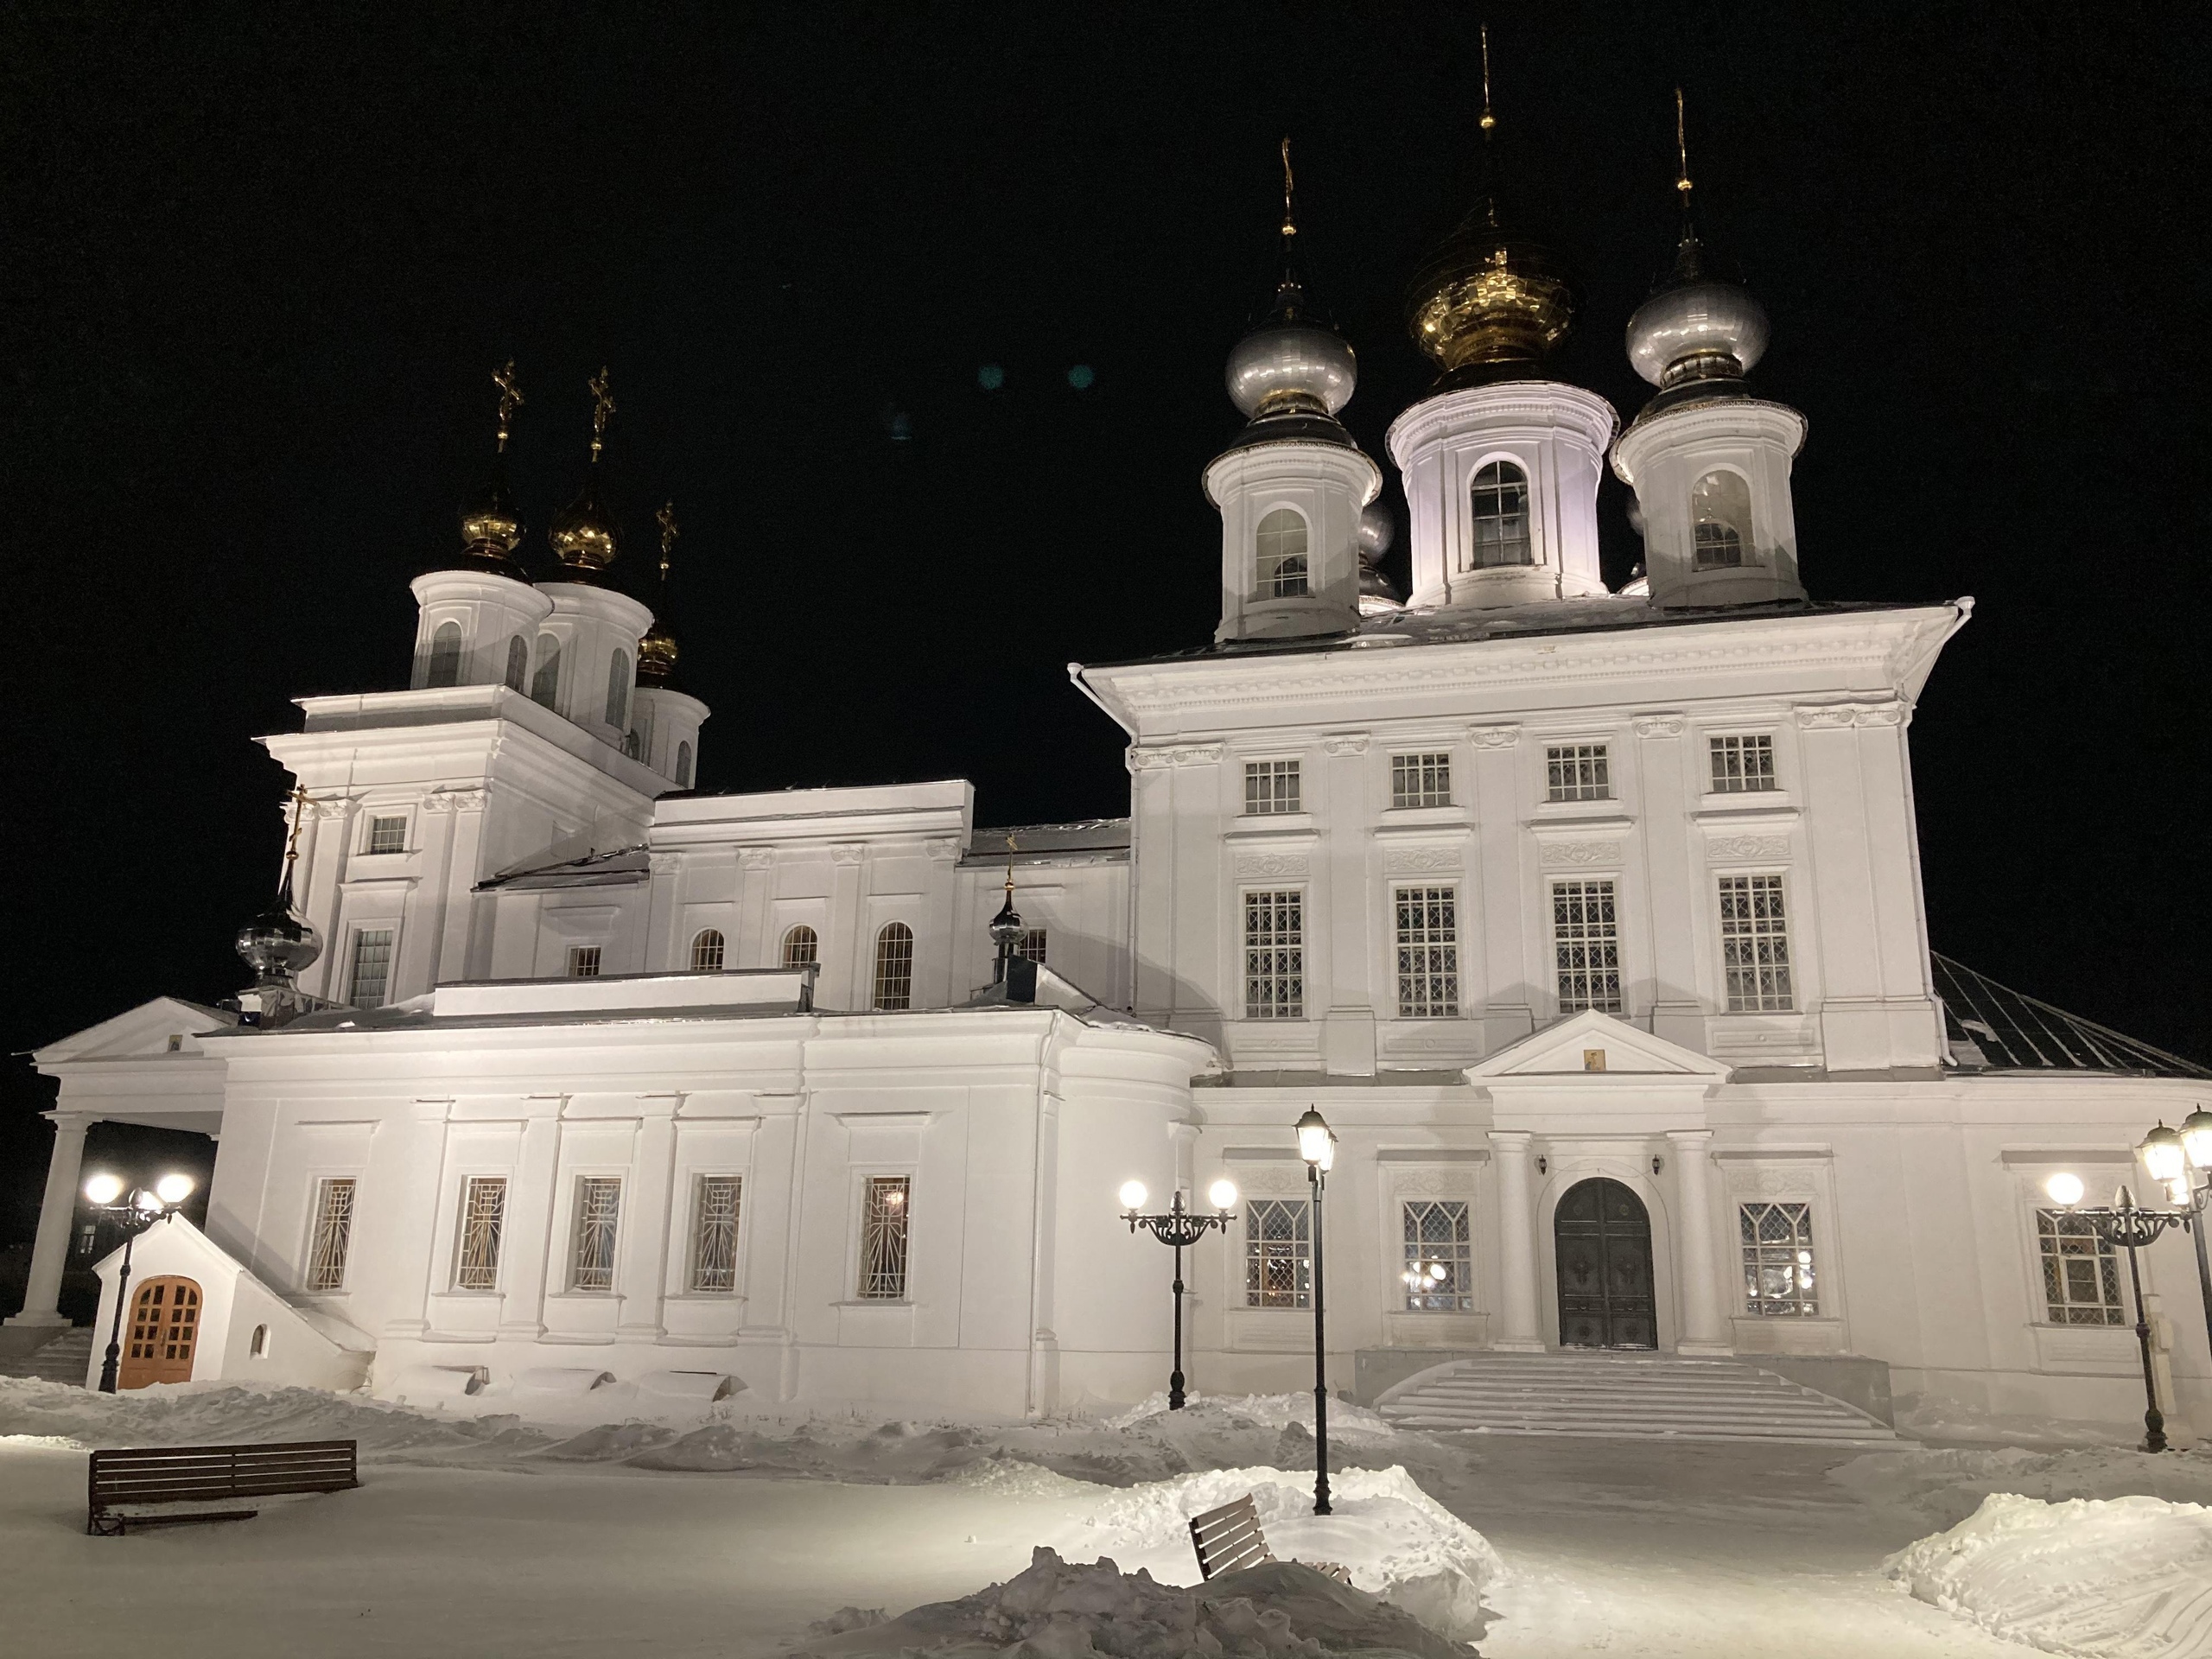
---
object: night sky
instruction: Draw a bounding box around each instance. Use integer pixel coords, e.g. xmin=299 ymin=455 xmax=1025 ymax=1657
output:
xmin=4 ymin=4 xmax=2207 ymax=1251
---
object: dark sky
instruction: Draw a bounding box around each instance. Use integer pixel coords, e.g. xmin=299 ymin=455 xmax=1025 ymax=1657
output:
xmin=4 ymin=3 xmax=2207 ymax=1249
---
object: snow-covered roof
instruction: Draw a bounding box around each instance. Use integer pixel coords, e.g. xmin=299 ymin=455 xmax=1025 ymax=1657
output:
xmin=963 ymin=818 xmax=1130 ymax=866
xmin=474 ymin=844 xmax=650 ymax=892
xmin=1933 ymin=954 xmax=2209 ymax=1079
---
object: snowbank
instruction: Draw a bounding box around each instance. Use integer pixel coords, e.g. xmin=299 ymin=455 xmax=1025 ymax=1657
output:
xmin=1107 ymin=1389 xmax=1396 ymax=1438
xmin=1887 ymin=1492 xmax=2212 ymax=1657
xmin=0 ymin=1375 xmax=547 ymax=1457
xmin=1834 ymin=1444 xmax=2212 ymax=1530
xmin=791 ymin=1546 xmax=1468 ymax=1658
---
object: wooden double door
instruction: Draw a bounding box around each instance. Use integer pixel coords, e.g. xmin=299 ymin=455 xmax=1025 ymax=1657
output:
xmin=1554 ymin=1179 xmax=1657 ymax=1350
xmin=118 ymin=1276 xmax=202 ymax=1389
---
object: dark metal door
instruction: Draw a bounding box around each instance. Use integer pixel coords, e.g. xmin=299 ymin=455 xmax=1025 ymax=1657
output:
xmin=1554 ymin=1179 xmax=1656 ymax=1349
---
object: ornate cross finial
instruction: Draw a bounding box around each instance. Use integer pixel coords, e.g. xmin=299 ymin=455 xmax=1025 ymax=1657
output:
xmin=588 ymin=366 xmax=615 ymax=462
xmin=1675 ymin=86 xmax=1694 ymax=202
xmin=492 ymin=359 xmax=524 ymax=452
xmin=1004 ymin=832 xmax=1019 ymax=901
xmin=656 ymin=499 xmax=679 ymax=581
xmin=1279 ymin=136 xmax=1297 ymax=238
xmin=1479 ymin=23 xmax=1496 ymax=134
xmin=283 ymin=785 xmax=309 ymax=869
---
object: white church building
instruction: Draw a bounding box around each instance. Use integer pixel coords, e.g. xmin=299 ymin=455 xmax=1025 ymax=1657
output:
xmin=13 ymin=146 xmax=2209 ymax=1436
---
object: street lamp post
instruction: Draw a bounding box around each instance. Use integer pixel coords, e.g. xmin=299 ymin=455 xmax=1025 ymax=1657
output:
xmin=2141 ymin=1111 xmax=2212 ymax=1363
xmin=2043 ymin=1172 xmax=2185 ymax=1453
xmin=83 ymin=1172 xmax=197 ymax=1395
xmin=1296 ymin=1108 xmax=1336 ymax=1517
xmin=1120 ymin=1179 xmax=1239 ymax=1410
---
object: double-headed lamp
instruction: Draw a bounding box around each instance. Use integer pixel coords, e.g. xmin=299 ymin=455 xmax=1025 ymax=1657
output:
xmin=1207 ymin=1179 xmax=1239 ymax=1212
xmin=2139 ymin=1122 xmax=2186 ymax=1185
xmin=2044 ymin=1172 xmax=2086 ymax=1207
xmin=2179 ymin=1107 xmax=2212 ymax=1172
xmin=83 ymin=1173 xmax=124 ymax=1206
xmin=155 ymin=1173 xmax=196 ymax=1205
xmin=1119 ymin=1180 xmax=1148 ymax=1212
xmin=1295 ymin=1108 xmax=1336 ymax=1173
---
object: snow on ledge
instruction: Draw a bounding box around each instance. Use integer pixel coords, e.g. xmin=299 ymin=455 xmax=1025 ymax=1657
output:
xmin=431 ymin=968 xmax=812 ymax=1019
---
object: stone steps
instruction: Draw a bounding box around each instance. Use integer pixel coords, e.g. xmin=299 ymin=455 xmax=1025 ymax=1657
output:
xmin=0 ymin=1326 xmax=94 ymax=1385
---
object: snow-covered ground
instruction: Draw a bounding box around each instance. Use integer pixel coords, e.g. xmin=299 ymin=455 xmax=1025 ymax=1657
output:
xmin=5 ymin=1375 xmax=2209 ymax=1656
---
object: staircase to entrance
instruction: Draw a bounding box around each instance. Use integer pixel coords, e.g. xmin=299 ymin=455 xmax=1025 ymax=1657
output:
xmin=1376 ymin=1351 xmax=1898 ymax=1446
xmin=0 ymin=1325 xmax=94 ymax=1385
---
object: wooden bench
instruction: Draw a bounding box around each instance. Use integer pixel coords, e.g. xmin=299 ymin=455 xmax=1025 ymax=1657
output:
xmin=1188 ymin=1492 xmax=1352 ymax=1585
xmin=88 ymin=1440 xmax=359 ymax=1536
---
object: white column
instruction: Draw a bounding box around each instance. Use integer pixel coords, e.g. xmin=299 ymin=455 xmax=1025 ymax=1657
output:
xmin=7 ymin=1115 xmax=92 ymax=1327
xmin=1669 ymin=1129 xmax=1732 ymax=1355
xmin=616 ymin=1100 xmax=679 ymax=1343
xmin=1491 ymin=1131 xmax=1544 ymax=1351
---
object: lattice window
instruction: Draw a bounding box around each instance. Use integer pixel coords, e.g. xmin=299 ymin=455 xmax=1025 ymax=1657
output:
xmin=873 ymin=923 xmax=915 ymax=1010
xmin=858 ymin=1176 xmax=912 ymax=1300
xmin=568 ymin=944 xmax=602 ymax=979
xmin=1545 ymin=743 xmax=1611 ymax=802
xmin=570 ymin=1177 xmax=622 ymax=1293
xmin=1390 ymin=753 xmax=1452 ymax=809
xmin=1255 ymin=507 xmax=1309 ymax=598
xmin=365 ymin=815 xmax=406 ymax=855
xmin=1243 ymin=759 xmax=1301 ymax=816
xmin=1468 ymin=461 xmax=1532 ymax=568
xmin=1739 ymin=1201 xmax=1818 ymax=1315
xmin=1719 ymin=874 xmax=1794 ymax=1012
xmin=307 ymin=1178 xmax=355 ymax=1292
xmin=690 ymin=929 xmax=726 ymax=971
xmin=782 ymin=925 xmax=819 ymax=968
xmin=690 ymin=1174 xmax=742 ymax=1294
xmin=1244 ymin=1197 xmax=1312 ymax=1308
xmin=1710 ymin=734 xmax=1777 ymax=794
xmin=1243 ymin=890 xmax=1305 ymax=1020
xmin=1553 ymin=880 xmax=1623 ymax=1014
xmin=1402 ymin=1199 xmax=1473 ymax=1311
xmin=1017 ymin=928 xmax=1048 ymax=965
xmin=2037 ymin=1209 xmax=2126 ymax=1325
xmin=1395 ymin=887 xmax=1459 ymax=1019
xmin=348 ymin=929 xmax=394 ymax=1010
xmin=1692 ymin=469 xmax=1752 ymax=569
xmin=454 ymin=1176 xmax=507 ymax=1291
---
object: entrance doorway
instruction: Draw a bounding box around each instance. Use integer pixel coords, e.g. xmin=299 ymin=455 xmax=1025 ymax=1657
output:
xmin=118 ymin=1275 xmax=201 ymax=1389
xmin=1554 ymin=1179 xmax=1656 ymax=1349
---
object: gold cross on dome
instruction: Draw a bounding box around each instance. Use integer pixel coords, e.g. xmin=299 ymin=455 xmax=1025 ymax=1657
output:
xmin=492 ymin=359 xmax=524 ymax=450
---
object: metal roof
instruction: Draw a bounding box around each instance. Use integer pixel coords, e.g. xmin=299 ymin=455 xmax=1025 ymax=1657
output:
xmin=1933 ymin=954 xmax=2210 ymax=1080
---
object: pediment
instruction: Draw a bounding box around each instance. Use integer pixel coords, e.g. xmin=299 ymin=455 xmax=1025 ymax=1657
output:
xmin=35 ymin=997 xmax=238 ymax=1065
xmin=1464 ymin=1009 xmax=1731 ymax=1083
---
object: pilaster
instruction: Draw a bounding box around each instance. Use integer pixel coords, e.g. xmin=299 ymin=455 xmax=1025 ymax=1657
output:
xmin=1491 ymin=1130 xmax=1544 ymax=1351
xmin=1669 ymin=1129 xmax=1731 ymax=1354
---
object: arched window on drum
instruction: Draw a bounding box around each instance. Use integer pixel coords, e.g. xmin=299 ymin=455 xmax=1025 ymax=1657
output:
xmin=1255 ymin=507 xmax=1309 ymax=598
xmin=1692 ymin=469 xmax=1753 ymax=569
xmin=1468 ymin=461 xmax=1532 ymax=568
xmin=425 ymin=620 xmax=465 ymax=688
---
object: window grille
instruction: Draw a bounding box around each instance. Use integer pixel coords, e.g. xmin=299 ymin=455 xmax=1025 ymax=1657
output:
xmin=782 ymin=925 xmax=819 ymax=969
xmin=1545 ymin=743 xmax=1611 ymax=802
xmin=365 ymin=816 xmax=406 ymax=855
xmin=1719 ymin=874 xmax=1794 ymax=1012
xmin=873 ymin=923 xmax=915 ymax=1010
xmin=348 ymin=929 xmax=394 ymax=1010
xmin=1553 ymin=880 xmax=1623 ymax=1014
xmin=307 ymin=1178 xmax=356 ymax=1292
xmin=1691 ymin=469 xmax=1753 ymax=569
xmin=1739 ymin=1201 xmax=1818 ymax=1315
xmin=1709 ymin=734 xmax=1778 ymax=793
xmin=690 ymin=929 xmax=725 ymax=972
xmin=858 ymin=1175 xmax=912 ymax=1300
xmin=1402 ymin=1199 xmax=1473 ymax=1311
xmin=505 ymin=634 xmax=529 ymax=692
xmin=426 ymin=620 xmax=464 ymax=688
xmin=676 ymin=741 xmax=693 ymax=788
xmin=1395 ymin=887 xmax=1459 ymax=1019
xmin=568 ymin=944 xmax=602 ymax=978
xmin=1255 ymin=507 xmax=1309 ymax=598
xmin=454 ymin=1176 xmax=506 ymax=1291
xmin=1244 ymin=1198 xmax=1312 ymax=1307
xmin=2037 ymin=1209 xmax=2126 ymax=1325
xmin=1694 ymin=521 xmax=1744 ymax=568
xmin=1468 ymin=461 xmax=1533 ymax=568
xmin=1243 ymin=759 xmax=1301 ymax=816
xmin=1017 ymin=928 xmax=1047 ymax=965
xmin=531 ymin=635 xmax=561 ymax=708
xmin=690 ymin=1174 xmax=742 ymax=1294
xmin=570 ymin=1177 xmax=622 ymax=1293
xmin=1243 ymin=890 xmax=1305 ymax=1020
xmin=1389 ymin=753 xmax=1452 ymax=809
xmin=605 ymin=650 xmax=630 ymax=730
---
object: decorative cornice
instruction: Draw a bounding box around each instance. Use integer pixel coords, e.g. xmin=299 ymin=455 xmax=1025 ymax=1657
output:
xmin=1468 ymin=723 xmax=1521 ymax=750
xmin=1322 ymin=733 xmax=1371 ymax=756
xmin=738 ymin=849 xmax=775 ymax=870
xmin=1128 ymin=741 xmax=1226 ymax=773
xmin=829 ymin=843 xmax=866 ymax=866
xmin=1794 ymin=699 xmax=1906 ymax=730
xmin=1632 ymin=713 xmax=1685 ymax=739
xmin=422 ymin=787 xmax=488 ymax=815
xmin=924 ymin=837 xmax=961 ymax=862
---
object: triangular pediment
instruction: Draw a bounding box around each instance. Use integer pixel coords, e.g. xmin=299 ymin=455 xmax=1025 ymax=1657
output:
xmin=1464 ymin=1009 xmax=1732 ymax=1083
xmin=35 ymin=997 xmax=238 ymax=1065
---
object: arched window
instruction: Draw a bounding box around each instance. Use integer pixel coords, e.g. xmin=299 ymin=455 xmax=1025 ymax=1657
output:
xmin=426 ymin=620 xmax=465 ymax=688
xmin=1469 ymin=461 xmax=1533 ymax=568
xmin=1691 ymin=469 xmax=1752 ymax=569
xmin=690 ymin=929 xmax=725 ymax=972
xmin=872 ymin=922 xmax=915 ymax=1011
xmin=249 ymin=1324 xmax=269 ymax=1358
xmin=531 ymin=635 xmax=561 ymax=708
xmin=781 ymin=925 xmax=819 ymax=969
xmin=676 ymin=741 xmax=694 ymax=788
xmin=504 ymin=635 xmax=529 ymax=692
xmin=606 ymin=650 xmax=631 ymax=729
xmin=1255 ymin=507 xmax=1309 ymax=598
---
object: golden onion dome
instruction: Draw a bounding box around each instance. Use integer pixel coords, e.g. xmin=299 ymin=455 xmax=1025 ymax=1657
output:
xmin=457 ymin=463 xmax=525 ymax=568
xmin=636 ymin=619 xmax=678 ymax=687
xmin=547 ymin=478 xmax=618 ymax=575
xmin=1405 ymin=196 xmax=1575 ymax=383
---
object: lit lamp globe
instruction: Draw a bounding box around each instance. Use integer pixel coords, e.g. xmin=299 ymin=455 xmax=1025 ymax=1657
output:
xmin=1207 ymin=1179 xmax=1239 ymax=1213
xmin=2181 ymin=1107 xmax=2212 ymax=1171
xmin=156 ymin=1173 xmax=196 ymax=1205
xmin=1119 ymin=1180 xmax=1148 ymax=1213
xmin=1294 ymin=1108 xmax=1335 ymax=1172
xmin=2139 ymin=1122 xmax=2187 ymax=1185
xmin=2044 ymin=1172 xmax=2086 ymax=1207
xmin=84 ymin=1173 xmax=124 ymax=1206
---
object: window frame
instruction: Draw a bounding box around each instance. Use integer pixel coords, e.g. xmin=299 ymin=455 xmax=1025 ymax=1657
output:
xmin=1389 ymin=752 xmax=1452 ymax=810
xmin=569 ymin=1175 xmax=623 ymax=1294
xmin=1543 ymin=742 xmax=1612 ymax=804
xmin=453 ymin=1175 xmax=508 ymax=1293
xmin=689 ymin=1173 xmax=744 ymax=1295
xmin=690 ymin=928 xmax=726 ymax=972
xmin=363 ymin=814 xmax=408 ymax=856
xmin=567 ymin=944 xmax=603 ymax=979
xmin=305 ymin=1177 xmax=357 ymax=1293
xmin=1691 ymin=467 xmax=1755 ymax=571
xmin=1717 ymin=873 xmax=1795 ymax=1013
xmin=347 ymin=926 xmax=396 ymax=1011
xmin=1401 ymin=1198 xmax=1474 ymax=1313
xmin=1393 ymin=886 xmax=1460 ymax=1020
xmin=855 ymin=1174 xmax=913 ymax=1301
xmin=425 ymin=619 xmax=465 ymax=689
xmin=1244 ymin=1196 xmax=1313 ymax=1308
xmin=781 ymin=925 xmax=820 ymax=969
xmin=1738 ymin=1200 xmax=1820 ymax=1317
xmin=1552 ymin=878 xmax=1624 ymax=1015
xmin=1466 ymin=459 xmax=1534 ymax=569
xmin=872 ymin=922 xmax=916 ymax=1011
xmin=2034 ymin=1207 xmax=2127 ymax=1326
xmin=1243 ymin=888 xmax=1306 ymax=1020
xmin=1254 ymin=505 xmax=1311 ymax=599
xmin=530 ymin=633 xmax=562 ymax=708
xmin=1242 ymin=758 xmax=1302 ymax=817
xmin=1708 ymin=734 xmax=1779 ymax=795
xmin=605 ymin=649 xmax=631 ymax=729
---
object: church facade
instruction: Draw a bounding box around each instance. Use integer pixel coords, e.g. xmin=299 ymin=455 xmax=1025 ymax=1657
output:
xmin=16 ymin=143 xmax=2209 ymax=1435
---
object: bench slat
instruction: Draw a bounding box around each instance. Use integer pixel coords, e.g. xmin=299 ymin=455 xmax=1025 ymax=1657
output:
xmin=88 ymin=1440 xmax=358 ymax=1535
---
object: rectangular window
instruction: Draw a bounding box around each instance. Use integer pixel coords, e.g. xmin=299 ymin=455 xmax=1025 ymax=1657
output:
xmin=1243 ymin=890 xmax=1305 ymax=1020
xmin=1553 ymin=880 xmax=1623 ymax=1014
xmin=1390 ymin=753 xmax=1452 ymax=809
xmin=570 ymin=1177 xmax=622 ymax=1292
xmin=454 ymin=1176 xmax=507 ymax=1291
xmin=1395 ymin=887 xmax=1459 ymax=1019
xmin=348 ymin=928 xmax=394 ymax=1010
xmin=1402 ymin=1199 xmax=1473 ymax=1311
xmin=1245 ymin=1197 xmax=1312 ymax=1308
xmin=858 ymin=1176 xmax=912 ymax=1300
xmin=76 ymin=1223 xmax=98 ymax=1258
xmin=568 ymin=944 xmax=602 ymax=978
xmin=1719 ymin=874 xmax=1794 ymax=1012
xmin=1739 ymin=1201 xmax=1818 ymax=1315
xmin=2037 ymin=1209 xmax=2126 ymax=1325
xmin=1016 ymin=928 xmax=1047 ymax=965
xmin=307 ymin=1178 xmax=356 ymax=1292
xmin=1243 ymin=759 xmax=1301 ymax=816
xmin=1709 ymin=734 xmax=1777 ymax=794
xmin=365 ymin=815 xmax=407 ymax=855
xmin=1545 ymin=743 xmax=1611 ymax=802
xmin=690 ymin=1174 xmax=742 ymax=1294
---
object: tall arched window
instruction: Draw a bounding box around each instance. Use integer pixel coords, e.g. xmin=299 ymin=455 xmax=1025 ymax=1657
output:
xmin=606 ymin=650 xmax=631 ymax=729
xmin=781 ymin=925 xmax=819 ymax=969
xmin=426 ymin=620 xmax=465 ymax=688
xmin=690 ymin=929 xmax=725 ymax=972
xmin=1468 ymin=461 xmax=1533 ymax=568
xmin=1691 ymin=469 xmax=1752 ymax=569
xmin=676 ymin=741 xmax=694 ymax=787
xmin=1255 ymin=507 xmax=1309 ymax=598
xmin=872 ymin=922 xmax=915 ymax=1011
xmin=504 ymin=635 xmax=529 ymax=692
xmin=531 ymin=635 xmax=561 ymax=707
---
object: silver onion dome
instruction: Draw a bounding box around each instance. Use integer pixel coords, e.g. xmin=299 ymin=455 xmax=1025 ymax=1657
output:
xmin=1356 ymin=504 xmax=1402 ymax=616
xmin=1357 ymin=503 xmax=1394 ymax=560
xmin=1226 ymin=283 xmax=1357 ymax=419
xmin=235 ymin=890 xmax=321 ymax=985
xmin=1625 ymin=239 xmax=1769 ymax=389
